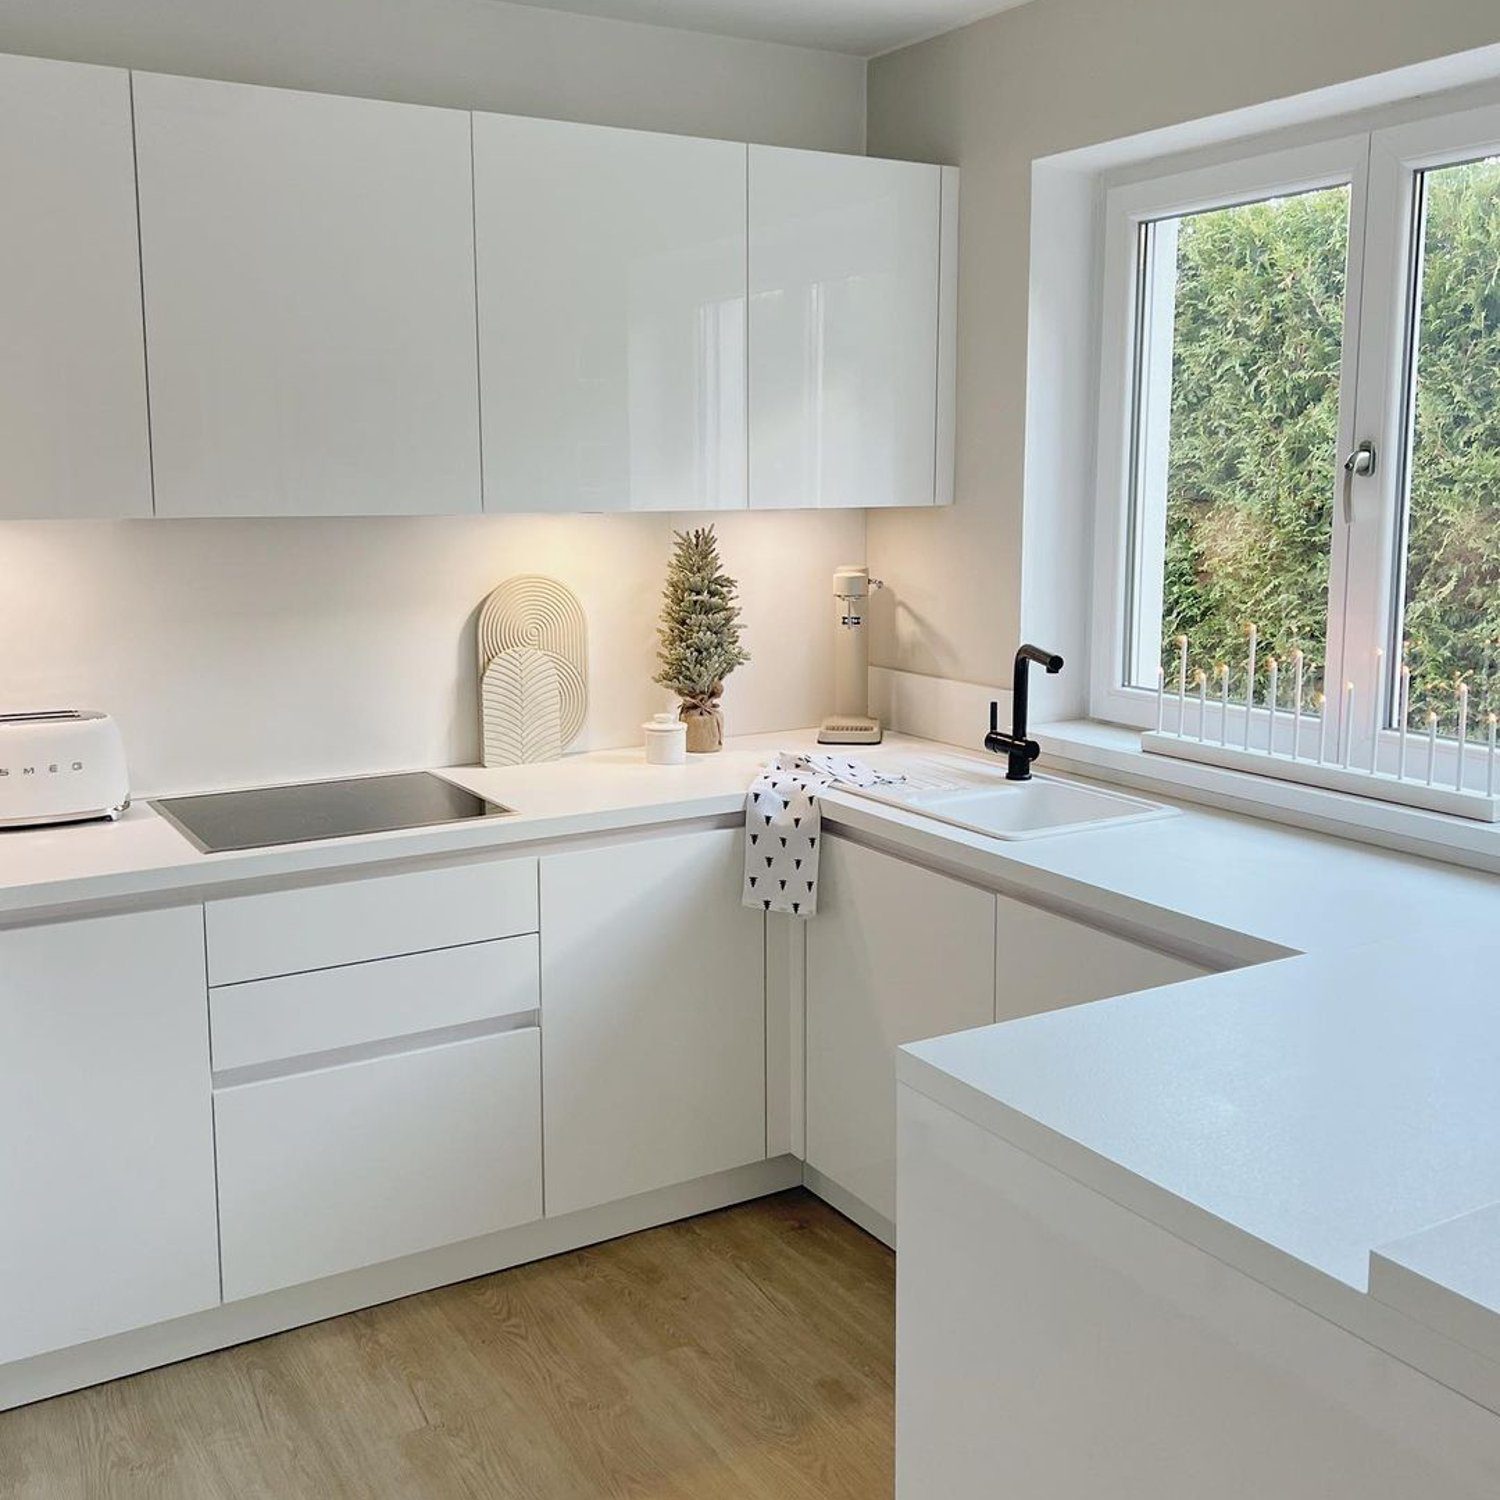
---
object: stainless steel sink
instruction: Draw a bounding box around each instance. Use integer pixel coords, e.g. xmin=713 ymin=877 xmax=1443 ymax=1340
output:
xmin=842 ymin=753 xmax=1177 ymax=840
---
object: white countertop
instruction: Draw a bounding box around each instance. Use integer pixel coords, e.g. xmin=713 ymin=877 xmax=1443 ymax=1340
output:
xmin=3 ymin=731 xmax=1494 ymax=960
xmin=1371 ymin=1203 xmax=1500 ymax=1371
xmin=0 ymin=733 xmax=794 ymax=920
xmin=902 ymin=939 xmax=1500 ymax=1287
xmin=888 ymin=766 xmax=1500 ymax=1412
xmin=7 ymin=726 xmax=1500 ymax=1406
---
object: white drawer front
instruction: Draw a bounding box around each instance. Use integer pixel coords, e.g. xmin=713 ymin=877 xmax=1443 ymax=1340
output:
xmin=206 ymin=857 xmax=538 ymax=985
xmin=216 ymin=1027 xmax=542 ymax=1301
xmin=210 ymin=935 xmax=539 ymax=1074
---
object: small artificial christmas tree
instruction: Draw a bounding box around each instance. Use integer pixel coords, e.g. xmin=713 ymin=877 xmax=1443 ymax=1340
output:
xmin=654 ymin=526 xmax=750 ymax=753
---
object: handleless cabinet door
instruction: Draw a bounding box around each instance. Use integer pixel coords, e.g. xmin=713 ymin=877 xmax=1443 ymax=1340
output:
xmin=993 ymin=894 xmax=1210 ymax=1023
xmin=474 ymin=115 xmax=746 ymax=512
xmin=805 ymin=837 xmax=995 ymax=1242
xmin=0 ymin=54 xmax=150 ymax=518
xmin=749 ymin=147 xmax=946 ymax=509
xmin=216 ymin=1027 xmax=542 ymax=1301
xmin=0 ymin=906 xmax=218 ymax=1365
xmin=540 ymin=827 xmax=766 ymax=1216
xmin=133 ymin=73 xmax=480 ymax=517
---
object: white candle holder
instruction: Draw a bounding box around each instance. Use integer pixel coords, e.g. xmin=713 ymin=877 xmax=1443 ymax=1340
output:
xmin=1140 ymin=640 xmax=1499 ymax=823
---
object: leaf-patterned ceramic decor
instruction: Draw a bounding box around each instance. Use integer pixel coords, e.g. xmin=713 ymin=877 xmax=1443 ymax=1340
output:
xmin=481 ymin=647 xmax=565 ymax=766
xmin=476 ymin=577 xmax=587 ymax=763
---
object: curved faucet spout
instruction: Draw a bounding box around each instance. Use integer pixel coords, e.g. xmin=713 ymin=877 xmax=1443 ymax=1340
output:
xmin=984 ymin=643 xmax=1065 ymax=780
xmin=1016 ymin=643 xmax=1065 ymax=675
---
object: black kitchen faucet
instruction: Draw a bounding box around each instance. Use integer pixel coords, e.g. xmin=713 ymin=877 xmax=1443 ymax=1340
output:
xmin=984 ymin=644 xmax=1065 ymax=780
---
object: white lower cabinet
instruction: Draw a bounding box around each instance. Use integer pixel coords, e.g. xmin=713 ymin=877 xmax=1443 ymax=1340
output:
xmin=209 ymin=935 xmax=540 ymax=1074
xmin=805 ymin=836 xmax=1213 ymax=1242
xmin=993 ymin=892 xmax=1210 ymax=1023
xmin=205 ymin=855 xmax=538 ymax=985
xmin=539 ymin=827 xmax=767 ymax=1217
xmin=216 ymin=1027 xmax=542 ymax=1302
xmin=0 ymin=815 xmax=1215 ymax=1391
xmin=0 ymin=907 xmax=219 ymax=1365
xmin=805 ymin=838 xmax=996 ymax=1239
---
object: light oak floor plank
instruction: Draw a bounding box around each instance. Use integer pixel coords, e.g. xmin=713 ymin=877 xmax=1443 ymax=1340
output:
xmin=0 ymin=1190 xmax=894 ymax=1499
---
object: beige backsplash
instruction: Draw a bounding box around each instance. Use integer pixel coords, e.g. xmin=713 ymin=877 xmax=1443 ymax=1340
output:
xmin=0 ymin=509 xmax=864 ymax=795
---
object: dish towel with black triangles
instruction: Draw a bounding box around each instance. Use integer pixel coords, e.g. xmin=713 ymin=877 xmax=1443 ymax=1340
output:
xmin=743 ymin=753 xmax=906 ymax=917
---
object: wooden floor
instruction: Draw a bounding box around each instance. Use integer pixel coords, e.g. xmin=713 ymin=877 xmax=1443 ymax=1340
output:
xmin=0 ymin=1190 xmax=895 ymax=1499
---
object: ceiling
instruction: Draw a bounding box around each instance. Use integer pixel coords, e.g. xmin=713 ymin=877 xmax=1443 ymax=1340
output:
xmin=496 ymin=0 xmax=1033 ymax=57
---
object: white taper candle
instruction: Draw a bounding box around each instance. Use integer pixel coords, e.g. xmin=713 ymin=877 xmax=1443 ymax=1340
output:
xmin=1266 ymin=657 xmax=1278 ymax=755
xmin=1291 ymin=649 xmax=1304 ymax=760
xmin=1341 ymin=682 xmax=1355 ymax=768
xmin=1488 ymin=713 xmax=1497 ymax=798
xmin=1218 ymin=663 xmax=1230 ymax=747
xmin=1397 ymin=664 xmax=1411 ymax=780
xmin=1155 ymin=665 xmax=1164 ymax=733
xmin=1243 ymin=624 xmax=1257 ymax=750
xmin=1176 ymin=636 xmax=1188 ymax=735
xmin=1316 ymin=692 xmax=1327 ymax=764
xmin=1369 ymin=647 xmax=1384 ymax=773
xmin=1456 ymin=681 xmax=1469 ymax=791
xmin=1426 ymin=710 xmax=1439 ymax=786
xmin=1195 ymin=669 xmax=1207 ymax=741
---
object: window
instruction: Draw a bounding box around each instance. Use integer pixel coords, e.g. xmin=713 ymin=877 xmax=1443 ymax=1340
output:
xmin=1393 ymin=154 xmax=1500 ymax=730
xmin=1093 ymin=104 xmax=1500 ymax=777
xmin=1121 ymin=183 xmax=1349 ymax=710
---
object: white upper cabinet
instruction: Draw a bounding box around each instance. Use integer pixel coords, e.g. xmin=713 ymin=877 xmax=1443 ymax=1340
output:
xmin=0 ymin=45 xmax=956 ymax=519
xmin=474 ymin=115 xmax=747 ymax=513
xmin=749 ymin=146 xmax=956 ymax=509
xmin=133 ymin=73 xmax=480 ymax=517
xmin=0 ymin=54 xmax=151 ymax=519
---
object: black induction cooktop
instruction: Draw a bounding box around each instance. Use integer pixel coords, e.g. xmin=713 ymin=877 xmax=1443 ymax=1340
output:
xmin=154 ymin=771 xmax=510 ymax=853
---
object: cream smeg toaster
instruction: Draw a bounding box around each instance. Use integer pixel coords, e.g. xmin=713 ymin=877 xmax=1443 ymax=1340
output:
xmin=0 ymin=710 xmax=131 ymax=829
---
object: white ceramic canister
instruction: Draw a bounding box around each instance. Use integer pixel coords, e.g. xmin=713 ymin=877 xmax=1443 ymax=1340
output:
xmin=643 ymin=712 xmax=687 ymax=765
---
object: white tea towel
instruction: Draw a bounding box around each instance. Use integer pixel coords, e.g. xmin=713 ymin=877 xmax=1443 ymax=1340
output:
xmin=743 ymin=754 xmax=905 ymax=917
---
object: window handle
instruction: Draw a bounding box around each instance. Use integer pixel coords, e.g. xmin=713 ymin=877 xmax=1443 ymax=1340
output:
xmin=1342 ymin=440 xmax=1376 ymax=521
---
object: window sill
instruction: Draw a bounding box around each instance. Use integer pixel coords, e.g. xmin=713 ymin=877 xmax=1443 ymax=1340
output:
xmin=1038 ymin=718 xmax=1500 ymax=877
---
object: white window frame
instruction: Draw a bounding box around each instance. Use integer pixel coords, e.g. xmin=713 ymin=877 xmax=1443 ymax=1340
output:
xmin=1090 ymin=135 xmax=1370 ymax=741
xmin=1089 ymin=100 xmax=1500 ymax=784
xmin=1350 ymin=101 xmax=1500 ymax=781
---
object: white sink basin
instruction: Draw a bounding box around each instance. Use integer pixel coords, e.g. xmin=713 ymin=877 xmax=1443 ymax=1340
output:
xmin=842 ymin=753 xmax=1177 ymax=841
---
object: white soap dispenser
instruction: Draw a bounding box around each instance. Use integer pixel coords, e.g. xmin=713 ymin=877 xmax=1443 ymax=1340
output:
xmin=818 ymin=566 xmax=884 ymax=745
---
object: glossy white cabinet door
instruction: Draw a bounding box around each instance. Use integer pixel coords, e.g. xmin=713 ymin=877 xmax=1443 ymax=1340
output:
xmin=474 ymin=115 xmax=746 ymax=513
xmin=133 ymin=73 xmax=480 ymax=517
xmin=208 ymin=934 xmax=540 ymax=1073
xmin=805 ymin=837 xmax=996 ymax=1239
xmin=0 ymin=907 xmax=219 ymax=1365
xmin=993 ymin=894 xmax=1209 ymax=1024
xmin=0 ymin=54 xmax=151 ymax=518
xmin=205 ymin=855 xmax=538 ymax=985
xmin=216 ymin=1026 xmax=542 ymax=1301
xmin=749 ymin=146 xmax=946 ymax=509
xmin=539 ymin=827 xmax=766 ymax=1216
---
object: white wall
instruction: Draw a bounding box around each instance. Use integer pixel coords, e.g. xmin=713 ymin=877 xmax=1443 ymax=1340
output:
xmin=865 ymin=0 xmax=1500 ymax=719
xmin=0 ymin=0 xmax=868 ymax=794
xmin=0 ymin=0 xmax=865 ymax=151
